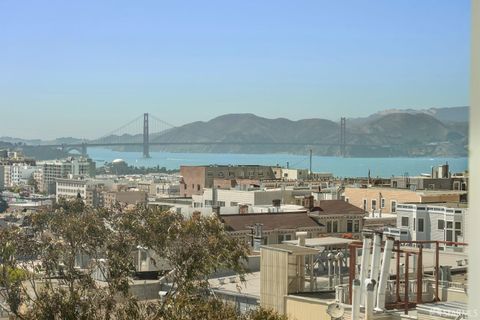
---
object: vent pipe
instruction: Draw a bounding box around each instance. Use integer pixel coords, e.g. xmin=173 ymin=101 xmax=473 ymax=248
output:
xmin=352 ymin=279 xmax=361 ymax=320
xmin=365 ymin=279 xmax=376 ymax=320
xmin=336 ymin=251 xmax=344 ymax=285
xmin=359 ymin=232 xmax=373 ymax=306
xmin=296 ymin=231 xmax=307 ymax=246
xmin=376 ymin=236 xmax=394 ymax=310
xmin=370 ymin=232 xmax=382 ymax=304
xmin=327 ymin=253 xmax=334 ymax=289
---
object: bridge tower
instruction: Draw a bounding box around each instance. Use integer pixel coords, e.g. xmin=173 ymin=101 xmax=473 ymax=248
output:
xmin=143 ymin=113 xmax=150 ymax=158
xmin=81 ymin=143 xmax=88 ymax=157
xmin=340 ymin=117 xmax=346 ymax=157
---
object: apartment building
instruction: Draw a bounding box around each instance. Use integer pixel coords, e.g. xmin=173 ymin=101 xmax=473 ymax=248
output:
xmin=37 ymin=157 xmax=95 ymax=194
xmin=344 ymin=186 xmax=466 ymax=215
xmin=0 ymin=156 xmax=37 ymax=189
xmin=192 ymin=187 xmax=311 ymax=209
xmin=56 ymin=178 xmax=89 ymax=201
xmin=221 ymin=211 xmax=323 ymax=248
xmin=272 ymin=167 xmax=309 ymax=181
xmin=395 ymin=203 xmax=468 ymax=249
xmin=179 ymin=165 xmax=276 ymax=197
xmin=308 ymin=200 xmax=366 ymax=237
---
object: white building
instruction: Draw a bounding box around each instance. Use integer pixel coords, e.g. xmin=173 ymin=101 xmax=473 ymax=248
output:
xmin=396 ymin=203 xmax=468 ymax=250
xmin=56 ymin=177 xmax=90 ymax=201
xmin=0 ymin=164 xmax=37 ymax=188
xmin=272 ymin=168 xmax=309 ymax=181
xmin=37 ymin=157 xmax=95 ymax=194
xmin=191 ymin=187 xmax=311 ymax=209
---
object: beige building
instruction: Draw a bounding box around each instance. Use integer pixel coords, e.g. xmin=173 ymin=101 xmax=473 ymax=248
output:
xmin=344 ymin=187 xmax=466 ymax=215
xmin=309 ymin=200 xmax=366 ymax=238
xmin=179 ymin=165 xmax=276 ymax=197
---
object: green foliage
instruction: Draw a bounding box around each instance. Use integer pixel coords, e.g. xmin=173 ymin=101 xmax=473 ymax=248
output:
xmin=0 ymin=201 xmax=285 ymax=320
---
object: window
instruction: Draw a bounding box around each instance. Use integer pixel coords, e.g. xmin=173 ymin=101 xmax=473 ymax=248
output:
xmin=418 ymin=218 xmax=424 ymax=232
xmin=327 ymin=221 xmax=332 ymax=233
xmin=277 ymin=234 xmax=292 ymax=243
xmin=438 ymin=220 xmax=445 ymax=230
xmin=401 ymin=217 xmax=409 ymax=227
xmin=371 ymin=199 xmax=377 ymax=210
xmin=363 ymin=199 xmax=367 ymax=211
xmin=347 ymin=220 xmax=353 ymax=232
xmin=332 ymin=221 xmax=338 ymax=233
xmin=354 ymin=220 xmax=360 ymax=232
xmin=446 ymin=230 xmax=453 ymax=242
xmin=455 ymin=222 xmax=461 ymax=230
xmin=197 ymin=184 xmax=200 ymax=191
xmin=413 ymin=218 xmax=416 ymax=231
xmin=230 ymin=202 xmax=238 ymax=207
xmin=447 ymin=221 xmax=453 ymax=228
xmin=391 ymin=201 xmax=397 ymax=213
xmin=455 ymin=230 xmax=462 ymax=241
xmin=381 ymin=198 xmax=385 ymax=208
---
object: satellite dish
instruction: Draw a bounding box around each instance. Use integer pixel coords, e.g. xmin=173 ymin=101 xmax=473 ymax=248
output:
xmin=327 ymin=302 xmax=345 ymax=319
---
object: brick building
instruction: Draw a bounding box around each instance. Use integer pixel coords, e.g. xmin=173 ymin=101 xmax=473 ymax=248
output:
xmin=179 ymin=165 xmax=276 ymax=197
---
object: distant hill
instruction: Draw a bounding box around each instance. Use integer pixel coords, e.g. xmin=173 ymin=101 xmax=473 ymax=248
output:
xmin=1 ymin=107 xmax=469 ymax=158
xmin=349 ymin=106 xmax=469 ymax=126
xmin=144 ymin=111 xmax=467 ymax=157
xmin=426 ymin=106 xmax=469 ymax=123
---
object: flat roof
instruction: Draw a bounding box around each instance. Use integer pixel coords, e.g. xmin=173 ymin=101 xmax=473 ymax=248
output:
xmin=209 ymin=271 xmax=261 ymax=298
xmin=283 ymin=237 xmax=354 ymax=247
xmin=260 ymin=244 xmax=319 ymax=255
xmin=417 ymin=302 xmax=468 ymax=319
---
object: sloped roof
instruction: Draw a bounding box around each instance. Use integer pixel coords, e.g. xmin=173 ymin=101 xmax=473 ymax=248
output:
xmin=310 ymin=200 xmax=366 ymax=215
xmin=221 ymin=212 xmax=322 ymax=232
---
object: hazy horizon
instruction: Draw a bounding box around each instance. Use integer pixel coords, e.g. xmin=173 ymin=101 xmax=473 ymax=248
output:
xmin=0 ymin=1 xmax=470 ymax=139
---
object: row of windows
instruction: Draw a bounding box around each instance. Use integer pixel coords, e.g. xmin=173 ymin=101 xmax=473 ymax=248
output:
xmin=326 ymin=219 xmax=360 ymax=233
xmin=58 ymin=188 xmax=85 ymax=194
xmin=401 ymin=216 xmax=462 ymax=232
xmin=362 ymin=198 xmax=397 ymax=213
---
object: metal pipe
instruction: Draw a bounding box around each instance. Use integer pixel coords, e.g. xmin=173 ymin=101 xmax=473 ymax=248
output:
xmin=435 ymin=241 xmax=440 ymax=302
xmin=333 ymin=255 xmax=339 ymax=286
xmin=328 ymin=253 xmax=334 ymax=289
xmin=348 ymin=245 xmax=356 ymax=304
xmin=336 ymin=252 xmax=344 ymax=285
xmin=370 ymin=232 xmax=382 ymax=304
xmin=396 ymin=240 xmax=401 ymax=304
xmin=359 ymin=234 xmax=372 ymax=306
xmin=376 ymin=236 xmax=394 ymax=310
xmin=365 ymin=279 xmax=376 ymax=320
xmin=352 ymin=279 xmax=361 ymax=320
xmin=404 ymin=252 xmax=409 ymax=315
xmin=416 ymin=245 xmax=423 ymax=304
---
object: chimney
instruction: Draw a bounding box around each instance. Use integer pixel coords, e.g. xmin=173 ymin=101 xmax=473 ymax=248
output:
xmin=296 ymin=231 xmax=307 ymax=246
xmin=272 ymin=199 xmax=281 ymax=210
xmin=239 ymin=204 xmax=249 ymax=214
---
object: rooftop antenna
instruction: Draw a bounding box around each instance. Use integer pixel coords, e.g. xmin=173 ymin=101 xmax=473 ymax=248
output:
xmin=309 ymin=149 xmax=313 ymax=179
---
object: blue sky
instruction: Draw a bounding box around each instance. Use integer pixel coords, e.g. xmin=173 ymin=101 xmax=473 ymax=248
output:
xmin=0 ymin=0 xmax=470 ymax=139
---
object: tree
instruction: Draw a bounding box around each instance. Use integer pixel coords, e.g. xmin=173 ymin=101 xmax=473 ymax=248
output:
xmin=0 ymin=200 xmax=287 ymax=319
